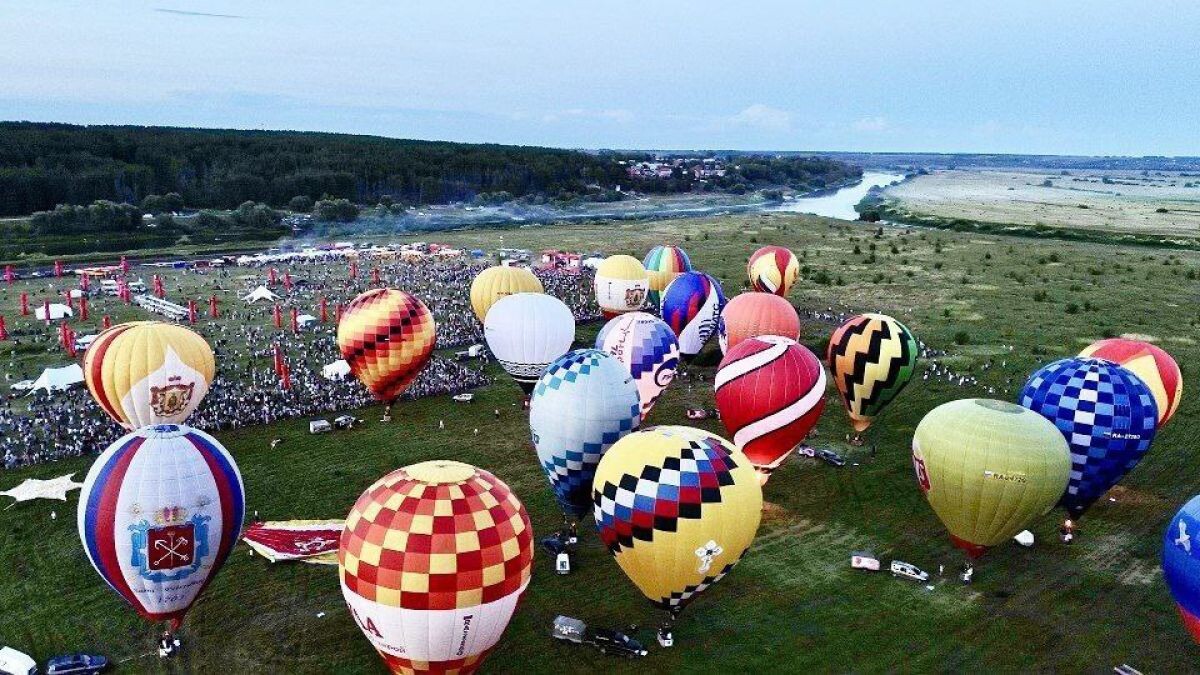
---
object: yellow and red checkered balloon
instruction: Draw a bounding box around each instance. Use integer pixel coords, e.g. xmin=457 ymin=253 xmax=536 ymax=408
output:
xmin=337 ymin=289 xmax=436 ymax=403
xmin=339 ymin=460 xmax=533 ymax=675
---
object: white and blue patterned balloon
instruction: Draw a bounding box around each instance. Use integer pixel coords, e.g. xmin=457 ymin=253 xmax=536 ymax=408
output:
xmin=529 ymin=349 xmax=641 ymax=519
xmin=595 ymin=312 xmax=680 ymax=418
xmin=660 ymin=271 xmax=726 ymax=360
xmin=1019 ymin=357 xmax=1158 ymax=517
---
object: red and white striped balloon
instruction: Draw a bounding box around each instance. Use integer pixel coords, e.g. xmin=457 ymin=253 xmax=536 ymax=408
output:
xmin=714 ymin=335 xmax=826 ymax=483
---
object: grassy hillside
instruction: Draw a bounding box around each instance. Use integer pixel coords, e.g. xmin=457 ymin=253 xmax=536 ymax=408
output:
xmin=0 ymin=212 xmax=1197 ymax=672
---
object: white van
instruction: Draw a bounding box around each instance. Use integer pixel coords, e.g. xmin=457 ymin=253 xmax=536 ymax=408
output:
xmin=0 ymin=646 xmax=37 ymax=675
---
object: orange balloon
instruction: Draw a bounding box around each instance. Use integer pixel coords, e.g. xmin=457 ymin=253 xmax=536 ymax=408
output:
xmin=718 ymin=292 xmax=800 ymax=354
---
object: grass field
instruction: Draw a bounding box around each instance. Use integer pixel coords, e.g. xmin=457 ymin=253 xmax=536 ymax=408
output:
xmin=885 ymin=169 xmax=1200 ymax=240
xmin=1 ymin=212 xmax=1198 ymax=673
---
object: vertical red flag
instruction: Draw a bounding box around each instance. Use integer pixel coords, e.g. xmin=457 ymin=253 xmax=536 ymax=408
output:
xmin=319 ymin=296 xmax=328 ymax=322
xmin=43 ymin=300 xmax=51 ymax=325
xmin=273 ymin=304 xmax=282 ymax=329
xmin=80 ymin=297 xmax=89 ymax=321
xmin=280 ymin=363 xmax=292 ymax=390
xmin=120 ymin=255 xmax=130 ymax=274
xmin=349 ymin=260 xmax=358 ymax=279
xmin=153 ymin=274 xmax=165 ymax=298
xmin=4 ymin=265 xmax=12 ymax=285
xmin=371 ymin=267 xmax=380 ymax=285
xmin=291 ymin=307 xmax=299 ymax=333
xmin=102 ymin=315 xmax=112 ymax=330
xmin=269 ymin=267 xmax=278 ymax=286
xmin=188 ymin=299 xmax=197 ymax=325
xmin=80 ymin=275 xmax=90 ymax=291
xmin=284 ymin=272 xmax=293 ymax=291
xmin=209 ymin=294 xmax=219 ymax=318
xmin=0 ymin=316 xmax=7 ymax=341
xmin=272 ymin=343 xmax=283 ymax=376
xmin=20 ymin=292 xmax=28 ymax=316
xmin=54 ymin=260 xmax=63 ymax=278
xmin=335 ymin=303 xmax=344 ymax=323
xmin=64 ymin=290 xmax=74 ymax=311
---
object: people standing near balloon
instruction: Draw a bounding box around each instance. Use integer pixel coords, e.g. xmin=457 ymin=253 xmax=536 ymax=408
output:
xmin=594 ymin=254 xmax=650 ymax=317
xmin=78 ymin=425 xmax=245 ymax=635
xmin=826 ymin=313 xmax=919 ymax=444
xmin=912 ymin=399 xmax=1070 ymax=560
xmin=715 ymin=335 xmax=826 ymax=483
xmin=338 ymin=460 xmax=533 ymax=674
xmin=1164 ymin=495 xmax=1200 ymax=643
xmin=642 ymin=244 xmax=692 ymax=309
xmin=484 ymin=293 xmax=575 ymax=396
xmin=592 ymin=426 xmax=762 ymax=647
xmin=470 ymin=264 xmax=543 ymax=323
xmin=660 ymin=271 xmax=726 ymax=363
xmin=336 ymin=288 xmax=436 ymax=422
xmin=1079 ymin=338 xmax=1182 ymax=427
xmin=594 ymin=312 xmax=680 ymax=419
xmin=529 ymin=349 xmax=640 ymax=570
xmin=746 ymin=245 xmax=799 ymax=296
xmin=1019 ymin=357 xmax=1158 ymax=521
xmin=83 ymin=321 xmax=215 ymax=429
xmin=718 ymin=292 xmax=801 ymax=354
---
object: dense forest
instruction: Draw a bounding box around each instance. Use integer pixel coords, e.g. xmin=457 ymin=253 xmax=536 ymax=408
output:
xmin=0 ymin=122 xmax=629 ymax=216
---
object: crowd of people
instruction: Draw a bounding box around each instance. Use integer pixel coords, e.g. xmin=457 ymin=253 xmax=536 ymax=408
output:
xmin=1 ymin=255 xmax=598 ymax=469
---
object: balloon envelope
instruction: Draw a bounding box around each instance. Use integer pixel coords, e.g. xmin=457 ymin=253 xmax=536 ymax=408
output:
xmin=529 ymin=349 xmax=641 ymax=519
xmin=1019 ymin=357 xmax=1158 ymax=518
xmin=484 ymin=293 xmax=575 ymax=394
xmin=718 ymin=292 xmax=800 ymax=354
xmin=83 ymin=321 xmax=214 ymax=429
xmin=592 ymin=426 xmax=762 ymax=615
xmin=595 ymin=312 xmax=680 ymax=418
xmin=78 ymin=424 xmax=245 ymax=627
xmin=337 ymin=289 xmax=437 ymax=403
xmin=912 ymin=399 xmax=1070 ymax=558
xmin=714 ymin=336 xmax=826 ymax=479
xmin=747 ymin=245 xmax=799 ymax=296
xmin=826 ymin=313 xmax=919 ymax=433
xmin=594 ymin=255 xmax=649 ymax=315
xmin=1164 ymin=495 xmax=1200 ymax=643
xmin=469 ymin=265 xmax=543 ymax=323
xmin=643 ymin=245 xmax=693 ymax=307
xmin=339 ymin=460 xmax=533 ymax=674
xmin=1080 ymin=338 xmax=1182 ymax=427
xmin=661 ymin=271 xmax=726 ymax=359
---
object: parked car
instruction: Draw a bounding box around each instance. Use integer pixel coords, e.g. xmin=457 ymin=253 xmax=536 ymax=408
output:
xmin=889 ymin=560 xmax=929 ymax=582
xmin=308 ymin=419 xmax=332 ymax=434
xmin=333 ymin=415 xmax=357 ymax=429
xmin=0 ymin=647 xmax=36 ymax=675
xmin=816 ymin=449 xmax=846 ymax=467
xmin=45 ymin=653 xmax=108 ymax=675
xmin=550 ymin=616 xmax=647 ymax=658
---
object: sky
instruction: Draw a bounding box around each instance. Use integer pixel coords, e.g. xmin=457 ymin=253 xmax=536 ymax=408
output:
xmin=1 ymin=0 xmax=1198 ymax=155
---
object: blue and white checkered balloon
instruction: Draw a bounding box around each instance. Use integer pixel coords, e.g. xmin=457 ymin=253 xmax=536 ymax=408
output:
xmin=529 ymin=349 xmax=641 ymax=519
xmin=1019 ymin=357 xmax=1158 ymax=517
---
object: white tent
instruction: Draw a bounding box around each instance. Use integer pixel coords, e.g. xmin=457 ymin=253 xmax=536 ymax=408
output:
xmin=242 ymin=286 xmax=280 ymax=303
xmin=35 ymin=303 xmax=73 ymax=320
xmin=322 ymin=359 xmax=351 ymax=380
xmin=28 ymin=363 xmax=84 ymax=393
xmin=297 ymin=313 xmax=318 ymax=327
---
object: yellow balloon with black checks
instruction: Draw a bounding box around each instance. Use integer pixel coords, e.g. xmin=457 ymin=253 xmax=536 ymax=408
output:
xmin=592 ymin=426 xmax=762 ymax=617
xmin=336 ymin=288 xmax=437 ymax=403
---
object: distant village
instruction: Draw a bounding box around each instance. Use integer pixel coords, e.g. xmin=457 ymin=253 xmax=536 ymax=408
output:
xmin=621 ymin=157 xmax=728 ymax=181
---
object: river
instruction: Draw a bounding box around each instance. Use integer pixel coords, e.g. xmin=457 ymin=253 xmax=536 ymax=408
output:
xmin=770 ymin=171 xmax=906 ymax=220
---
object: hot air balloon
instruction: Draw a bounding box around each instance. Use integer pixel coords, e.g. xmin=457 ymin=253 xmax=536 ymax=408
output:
xmin=1163 ymin=495 xmax=1200 ymax=643
xmin=469 ymin=265 xmax=544 ymax=323
xmin=718 ymin=292 xmax=800 ymax=354
xmin=1080 ymin=338 xmax=1182 ymax=427
xmin=714 ymin=336 xmax=826 ymax=482
xmin=1019 ymin=357 xmax=1158 ymax=518
xmin=83 ymin=321 xmax=215 ymax=430
xmin=746 ymin=245 xmax=799 ymax=296
xmin=78 ymin=424 xmax=245 ymax=630
xmin=643 ymin=245 xmax=693 ymax=308
xmin=595 ymin=312 xmax=680 ymax=418
xmin=339 ymin=460 xmax=533 ymax=675
xmin=484 ymin=293 xmax=575 ymax=394
xmin=529 ymin=349 xmax=640 ymax=531
xmin=594 ymin=255 xmax=649 ymax=317
xmin=912 ymin=399 xmax=1070 ymax=558
xmin=337 ymin=288 xmax=436 ymax=418
xmin=826 ymin=313 xmax=919 ymax=435
xmin=660 ymin=271 xmax=726 ymax=361
xmin=592 ymin=426 xmax=762 ymax=643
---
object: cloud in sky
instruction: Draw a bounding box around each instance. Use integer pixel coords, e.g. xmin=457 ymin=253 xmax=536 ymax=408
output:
xmin=727 ymin=104 xmax=792 ymax=132
xmin=853 ymin=116 xmax=890 ymax=133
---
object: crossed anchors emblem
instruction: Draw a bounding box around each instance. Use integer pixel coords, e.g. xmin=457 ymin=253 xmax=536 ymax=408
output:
xmin=1177 ymin=521 xmax=1192 ymax=553
xmin=695 ymin=540 xmax=723 ymax=574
